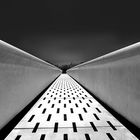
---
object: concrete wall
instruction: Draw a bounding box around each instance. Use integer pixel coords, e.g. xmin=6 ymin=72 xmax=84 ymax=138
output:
xmin=68 ymin=42 xmax=140 ymax=128
xmin=0 ymin=40 xmax=61 ymax=129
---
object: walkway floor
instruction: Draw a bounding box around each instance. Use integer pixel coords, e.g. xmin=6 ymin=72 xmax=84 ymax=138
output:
xmin=5 ymin=74 xmax=138 ymax=140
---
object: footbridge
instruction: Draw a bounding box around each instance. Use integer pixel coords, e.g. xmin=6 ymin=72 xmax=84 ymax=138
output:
xmin=0 ymin=40 xmax=139 ymax=139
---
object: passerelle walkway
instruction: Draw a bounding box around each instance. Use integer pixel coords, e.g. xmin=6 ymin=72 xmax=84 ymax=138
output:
xmin=5 ymin=74 xmax=138 ymax=140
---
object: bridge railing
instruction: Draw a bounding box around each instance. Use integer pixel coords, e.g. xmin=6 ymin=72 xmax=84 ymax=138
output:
xmin=68 ymin=42 xmax=140 ymax=128
xmin=0 ymin=40 xmax=61 ymax=129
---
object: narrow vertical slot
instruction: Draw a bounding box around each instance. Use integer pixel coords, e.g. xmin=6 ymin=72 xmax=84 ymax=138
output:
xmin=83 ymin=107 xmax=87 ymax=113
xmin=51 ymin=104 xmax=55 ymax=108
xmin=85 ymin=134 xmax=91 ymax=140
xmin=28 ymin=115 xmax=35 ymax=122
xmin=40 ymin=134 xmax=45 ymax=140
xmin=15 ymin=135 xmax=21 ymax=140
xmin=42 ymin=108 xmax=46 ymax=114
xmin=79 ymin=100 xmax=82 ymax=103
xmin=54 ymin=122 xmax=58 ymax=133
xmin=64 ymin=104 xmax=66 ymax=108
xmin=72 ymin=122 xmax=77 ymax=132
xmin=32 ymin=122 xmax=39 ymax=133
xmin=90 ymin=122 xmax=98 ymax=131
xmin=58 ymin=100 xmax=61 ymax=103
xmin=93 ymin=113 xmax=100 ymax=120
xmin=86 ymin=103 xmax=90 ymax=107
xmin=106 ymin=133 xmax=114 ymax=140
xmin=47 ymin=114 xmax=52 ymax=121
xmin=78 ymin=114 xmax=83 ymax=121
xmin=64 ymin=114 xmax=67 ymax=121
xmin=70 ymin=108 xmax=74 ymax=113
xmin=63 ymin=134 xmax=68 ymax=140
xmin=107 ymin=121 xmax=117 ymax=130
xmin=38 ymin=104 xmax=42 ymax=108
xmin=89 ymin=100 xmax=92 ymax=103
xmin=69 ymin=100 xmax=71 ymax=103
xmin=48 ymin=100 xmax=50 ymax=104
xmin=57 ymin=108 xmax=60 ymax=113
xmin=75 ymin=103 xmax=78 ymax=107
xmin=96 ymin=107 xmax=101 ymax=113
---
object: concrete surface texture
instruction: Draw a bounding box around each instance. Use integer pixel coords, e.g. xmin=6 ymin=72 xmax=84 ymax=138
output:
xmin=0 ymin=40 xmax=61 ymax=129
xmin=5 ymin=74 xmax=138 ymax=140
xmin=68 ymin=42 xmax=140 ymax=128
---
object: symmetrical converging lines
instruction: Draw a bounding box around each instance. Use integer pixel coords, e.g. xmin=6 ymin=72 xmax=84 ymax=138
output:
xmin=5 ymin=74 xmax=138 ymax=140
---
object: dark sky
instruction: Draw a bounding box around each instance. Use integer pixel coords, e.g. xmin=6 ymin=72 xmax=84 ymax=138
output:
xmin=0 ymin=1 xmax=140 ymax=65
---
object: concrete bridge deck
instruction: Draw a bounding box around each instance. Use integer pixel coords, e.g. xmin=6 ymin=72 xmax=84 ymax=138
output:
xmin=5 ymin=74 xmax=138 ymax=140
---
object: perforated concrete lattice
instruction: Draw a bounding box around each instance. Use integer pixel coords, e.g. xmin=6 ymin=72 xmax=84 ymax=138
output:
xmin=5 ymin=74 xmax=138 ymax=140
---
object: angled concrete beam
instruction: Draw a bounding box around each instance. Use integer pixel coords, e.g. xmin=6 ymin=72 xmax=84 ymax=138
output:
xmin=0 ymin=40 xmax=61 ymax=129
xmin=68 ymin=42 xmax=140 ymax=128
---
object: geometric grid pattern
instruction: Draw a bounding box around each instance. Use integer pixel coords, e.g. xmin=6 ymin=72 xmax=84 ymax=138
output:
xmin=5 ymin=74 xmax=138 ymax=140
